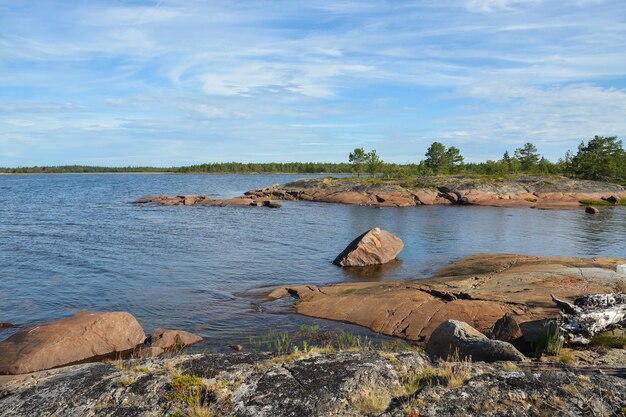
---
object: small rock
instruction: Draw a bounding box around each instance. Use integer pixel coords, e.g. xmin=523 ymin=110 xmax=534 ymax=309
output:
xmin=230 ymin=344 xmax=243 ymax=352
xmin=585 ymin=206 xmax=599 ymax=214
xmin=264 ymin=201 xmax=281 ymax=208
xmin=490 ymin=314 xmax=522 ymax=342
xmin=602 ymin=195 xmax=620 ymax=204
xmin=426 ymin=320 xmax=526 ymax=362
xmin=333 ymin=227 xmax=403 ymax=267
xmin=150 ymin=329 xmax=202 ymax=349
xmin=0 ymin=322 xmax=15 ymax=328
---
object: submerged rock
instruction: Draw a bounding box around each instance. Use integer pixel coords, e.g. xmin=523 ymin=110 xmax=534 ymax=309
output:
xmin=426 ymin=320 xmax=526 ymax=362
xmin=333 ymin=227 xmax=404 ymax=267
xmin=0 ymin=311 xmax=145 ymax=375
xmin=585 ymin=206 xmax=600 ymax=214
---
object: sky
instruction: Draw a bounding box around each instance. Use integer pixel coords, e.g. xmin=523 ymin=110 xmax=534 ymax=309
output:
xmin=1 ymin=0 xmax=626 ymax=167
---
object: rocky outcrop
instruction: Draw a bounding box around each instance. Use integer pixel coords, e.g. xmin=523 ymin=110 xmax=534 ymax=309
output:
xmin=0 ymin=350 xmax=624 ymax=417
xmin=333 ymin=227 xmax=404 ymax=267
xmin=425 ymin=320 xmax=526 ymax=362
xmin=245 ymin=175 xmax=626 ymax=209
xmin=268 ymin=254 xmax=626 ymax=345
xmin=134 ymin=195 xmax=280 ymax=208
xmin=150 ymin=328 xmax=203 ymax=349
xmin=0 ymin=312 xmax=145 ymax=375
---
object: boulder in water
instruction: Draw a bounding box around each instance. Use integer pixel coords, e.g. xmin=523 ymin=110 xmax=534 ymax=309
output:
xmin=333 ymin=227 xmax=403 ymax=267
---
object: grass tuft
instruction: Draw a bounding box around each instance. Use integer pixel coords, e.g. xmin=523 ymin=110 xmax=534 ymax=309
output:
xmin=167 ymin=373 xmax=206 ymax=408
xmin=590 ymin=332 xmax=626 ymax=348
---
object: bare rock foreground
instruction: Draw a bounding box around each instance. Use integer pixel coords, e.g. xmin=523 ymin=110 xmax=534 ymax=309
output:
xmin=1 ymin=350 xmax=625 ymax=417
xmin=269 ymin=254 xmax=626 ymax=345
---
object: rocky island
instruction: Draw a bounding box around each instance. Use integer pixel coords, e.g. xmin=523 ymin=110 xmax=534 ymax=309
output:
xmin=246 ymin=175 xmax=625 ymax=209
xmin=135 ymin=175 xmax=625 ymax=210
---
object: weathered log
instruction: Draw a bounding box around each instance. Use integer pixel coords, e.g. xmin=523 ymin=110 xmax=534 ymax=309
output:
xmin=551 ymin=293 xmax=626 ymax=345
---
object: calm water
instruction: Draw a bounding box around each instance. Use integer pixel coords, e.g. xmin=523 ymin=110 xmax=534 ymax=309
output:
xmin=1 ymin=174 xmax=625 ymax=347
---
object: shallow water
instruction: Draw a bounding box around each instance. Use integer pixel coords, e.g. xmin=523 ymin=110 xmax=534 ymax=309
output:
xmin=1 ymin=174 xmax=624 ymax=347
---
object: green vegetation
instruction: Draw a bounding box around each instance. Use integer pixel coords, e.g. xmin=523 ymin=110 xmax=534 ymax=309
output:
xmin=2 ymin=136 xmax=624 ymax=184
xmin=533 ymin=323 xmax=564 ymax=356
xmin=590 ymin=332 xmax=626 ymax=348
xmin=579 ymin=199 xmax=626 ymax=206
xmin=167 ymin=373 xmax=207 ymax=408
xmin=249 ymin=326 xmax=418 ymax=356
xmin=558 ymin=349 xmax=575 ymax=365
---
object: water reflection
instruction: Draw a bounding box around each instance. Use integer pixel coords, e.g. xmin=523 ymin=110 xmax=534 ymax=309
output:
xmin=340 ymin=259 xmax=404 ymax=281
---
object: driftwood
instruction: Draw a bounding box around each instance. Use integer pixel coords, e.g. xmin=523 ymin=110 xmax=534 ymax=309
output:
xmin=551 ymin=293 xmax=626 ymax=345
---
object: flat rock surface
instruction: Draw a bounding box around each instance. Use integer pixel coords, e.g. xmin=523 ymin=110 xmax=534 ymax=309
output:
xmin=245 ymin=175 xmax=626 ymax=208
xmin=269 ymin=254 xmax=626 ymax=344
xmin=0 ymin=350 xmax=624 ymax=417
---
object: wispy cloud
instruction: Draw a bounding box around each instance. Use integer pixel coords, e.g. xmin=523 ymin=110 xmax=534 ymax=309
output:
xmin=0 ymin=0 xmax=625 ymax=165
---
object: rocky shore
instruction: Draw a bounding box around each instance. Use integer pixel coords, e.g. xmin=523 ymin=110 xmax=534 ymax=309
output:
xmin=268 ymin=254 xmax=626 ymax=346
xmin=1 ymin=253 xmax=625 ymax=416
xmin=245 ymin=175 xmax=625 ymax=209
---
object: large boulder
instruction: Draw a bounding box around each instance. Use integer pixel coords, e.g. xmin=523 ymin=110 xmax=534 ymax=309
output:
xmin=150 ymin=328 xmax=202 ymax=349
xmin=333 ymin=227 xmax=403 ymax=267
xmin=426 ymin=320 xmax=526 ymax=362
xmin=0 ymin=311 xmax=146 ymax=375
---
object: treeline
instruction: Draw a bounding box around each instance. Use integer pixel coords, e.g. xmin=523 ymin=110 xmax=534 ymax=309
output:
xmin=0 ymin=165 xmax=173 ymax=174
xmin=1 ymin=136 xmax=624 ymax=184
xmin=177 ymin=162 xmax=353 ymax=174
xmin=347 ymin=136 xmax=626 ymax=185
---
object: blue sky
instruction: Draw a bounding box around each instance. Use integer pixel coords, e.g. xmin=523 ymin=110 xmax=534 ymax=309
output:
xmin=1 ymin=0 xmax=625 ymax=166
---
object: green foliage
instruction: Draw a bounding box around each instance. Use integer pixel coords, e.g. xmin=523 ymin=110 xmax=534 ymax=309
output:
xmin=590 ymin=332 xmax=626 ymax=348
xmin=348 ymin=148 xmax=385 ymax=176
xmin=566 ymin=136 xmax=626 ymax=184
xmin=167 ymin=373 xmax=205 ymax=408
xmin=579 ymin=199 xmax=626 ymax=206
xmin=348 ymin=148 xmax=368 ymax=177
xmin=534 ymin=323 xmax=564 ymax=356
xmin=514 ymin=142 xmax=540 ymax=171
xmin=423 ymin=142 xmax=464 ymax=174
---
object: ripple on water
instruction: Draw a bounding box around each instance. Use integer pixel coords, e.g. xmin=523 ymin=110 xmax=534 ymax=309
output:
xmin=0 ymin=173 xmax=624 ymax=346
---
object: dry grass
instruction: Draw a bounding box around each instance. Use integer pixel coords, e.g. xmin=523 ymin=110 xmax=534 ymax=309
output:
xmin=401 ymin=359 xmax=472 ymax=396
xmin=119 ymin=375 xmax=136 ymax=387
xmin=502 ymin=362 xmax=520 ymax=372
xmin=352 ymin=387 xmax=391 ymax=415
xmin=558 ymin=349 xmax=575 ymax=365
xmin=184 ymin=405 xmax=214 ymax=417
